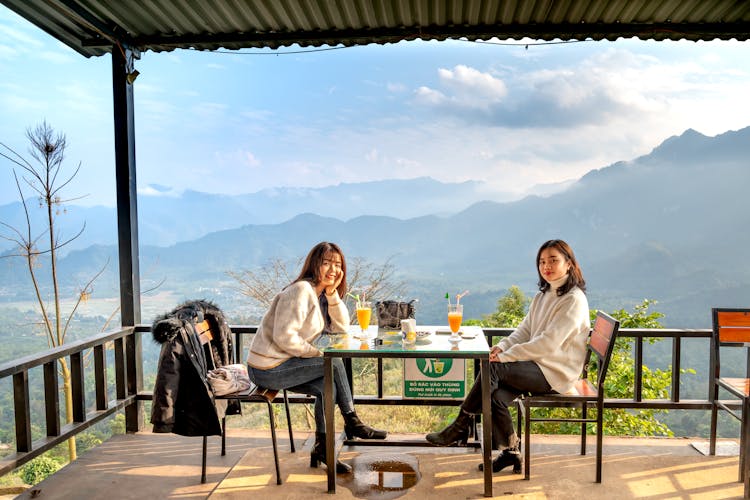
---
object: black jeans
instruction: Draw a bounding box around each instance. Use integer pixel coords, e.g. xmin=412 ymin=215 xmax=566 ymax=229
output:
xmin=461 ymin=360 xmax=552 ymax=449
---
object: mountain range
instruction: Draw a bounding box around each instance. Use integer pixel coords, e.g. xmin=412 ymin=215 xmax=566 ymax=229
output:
xmin=1 ymin=126 xmax=749 ymax=328
xmin=0 ymin=177 xmax=553 ymax=253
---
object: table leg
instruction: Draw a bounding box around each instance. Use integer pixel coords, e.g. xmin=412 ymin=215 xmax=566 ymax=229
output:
xmin=480 ymin=358 xmax=493 ymax=497
xmin=324 ymin=356 xmax=336 ymax=493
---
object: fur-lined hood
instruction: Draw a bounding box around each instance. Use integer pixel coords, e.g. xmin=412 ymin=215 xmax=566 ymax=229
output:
xmin=152 ymin=299 xmax=229 ymax=344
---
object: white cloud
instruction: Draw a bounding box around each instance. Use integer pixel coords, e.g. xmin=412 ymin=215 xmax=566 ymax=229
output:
xmin=138 ymin=185 xmax=182 ymax=198
xmin=437 ymin=64 xmax=508 ymax=104
xmin=414 ymin=86 xmax=446 ymax=105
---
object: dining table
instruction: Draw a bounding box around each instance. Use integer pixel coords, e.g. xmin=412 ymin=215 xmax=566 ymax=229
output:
xmin=317 ymin=324 xmax=494 ymax=497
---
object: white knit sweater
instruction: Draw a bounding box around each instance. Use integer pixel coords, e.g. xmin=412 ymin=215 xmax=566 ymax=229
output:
xmin=495 ymin=275 xmax=590 ymax=394
xmin=246 ymin=280 xmax=350 ymax=369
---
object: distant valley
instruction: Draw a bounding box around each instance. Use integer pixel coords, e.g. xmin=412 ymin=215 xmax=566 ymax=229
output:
xmin=1 ymin=126 xmax=749 ymax=328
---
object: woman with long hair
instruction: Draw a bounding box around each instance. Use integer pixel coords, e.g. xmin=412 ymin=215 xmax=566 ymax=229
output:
xmin=247 ymin=242 xmax=386 ymax=474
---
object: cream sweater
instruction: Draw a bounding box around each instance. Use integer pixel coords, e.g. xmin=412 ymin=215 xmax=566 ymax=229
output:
xmin=496 ymin=275 xmax=590 ymax=394
xmin=246 ymin=280 xmax=350 ymax=369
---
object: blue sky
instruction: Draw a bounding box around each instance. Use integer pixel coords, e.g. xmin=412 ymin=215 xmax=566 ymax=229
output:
xmin=1 ymin=6 xmax=749 ymax=207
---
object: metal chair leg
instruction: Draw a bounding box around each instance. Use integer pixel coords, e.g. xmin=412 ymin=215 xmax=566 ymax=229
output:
xmin=524 ymin=401 xmax=531 ymax=480
xmin=221 ymin=416 xmax=227 ymax=456
xmin=595 ymin=402 xmax=603 ymax=483
xmin=201 ymin=435 xmax=208 ymax=484
xmin=742 ymin=398 xmax=749 ymax=484
xmin=267 ymin=401 xmax=282 ymax=485
xmin=709 ymin=383 xmax=719 ymax=456
xmin=581 ymin=402 xmax=588 ymax=455
xmin=283 ymin=390 xmax=295 ymax=453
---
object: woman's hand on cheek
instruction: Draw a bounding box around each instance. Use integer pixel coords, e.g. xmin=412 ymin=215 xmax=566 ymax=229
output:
xmin=326 ymin=271 xmax=344 ymax=295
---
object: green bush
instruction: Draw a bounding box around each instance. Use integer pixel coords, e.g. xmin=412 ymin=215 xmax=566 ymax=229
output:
xmin=20 ymin=456 xmax=61 ymax=485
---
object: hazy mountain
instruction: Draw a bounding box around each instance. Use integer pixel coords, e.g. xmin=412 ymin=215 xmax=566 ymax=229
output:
xmin=0 ymin=177 xmax=517 ymax=253
xmin=1 ymin=126 xmax=748 ymax=328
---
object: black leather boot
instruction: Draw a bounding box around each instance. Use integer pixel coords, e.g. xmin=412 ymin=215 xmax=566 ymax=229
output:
xmin=478 ymin=447 xmax=522 ymax=473
xmin=310 ymin=432 xmax=352 ymax=474
xmin=425 ymin=409 xmax=473 ymax=446
xmin=343 ymin=411 xmax=387 ymax=440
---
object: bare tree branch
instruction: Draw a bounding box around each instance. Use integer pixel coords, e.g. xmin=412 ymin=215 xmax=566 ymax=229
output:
xmin=227 ymin=254 xmax=407 ymax=322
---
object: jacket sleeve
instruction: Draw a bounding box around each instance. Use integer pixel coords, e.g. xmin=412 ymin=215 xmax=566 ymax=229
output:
xmin=496 ymin=294 xmax=538 ymax=351
xmin=326 ymin=291 xmax=350 ymax=333
xmin=151 ymin=338 xmax=184 ymax=432
xmin=270 ymin=286 xmax=323 ymax=358
xmin=496 ymin=293 xmax=588 ymax=363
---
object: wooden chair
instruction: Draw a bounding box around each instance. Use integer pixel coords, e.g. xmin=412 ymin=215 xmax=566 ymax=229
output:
xmin=516 ymin=311 xmax=620 ymax=482
xmin=195 ymin=318 xmax=295 ymax=485
xmin=709 ymin=307 xmax=750 ymax=497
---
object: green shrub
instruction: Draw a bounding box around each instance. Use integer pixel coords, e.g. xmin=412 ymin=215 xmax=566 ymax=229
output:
xmin=20 ymin=456 xmax=61 ymax=485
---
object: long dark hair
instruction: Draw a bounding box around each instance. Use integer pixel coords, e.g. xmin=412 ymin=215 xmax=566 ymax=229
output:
xmin=293 ymin=242 xmax=347 ymax=298
xmin=536 ymin=239 xmax=586 ymax=296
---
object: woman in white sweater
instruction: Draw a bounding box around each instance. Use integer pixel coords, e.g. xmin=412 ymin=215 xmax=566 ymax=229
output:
xmin=426 ymin=239 xmax=590 ymax=474
xmin=247 ymin=242 xmax=386 ymax=474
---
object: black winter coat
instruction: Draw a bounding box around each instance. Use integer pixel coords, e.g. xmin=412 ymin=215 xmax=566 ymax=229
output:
xmin=150 ymin=299 xmax=238 ymax=436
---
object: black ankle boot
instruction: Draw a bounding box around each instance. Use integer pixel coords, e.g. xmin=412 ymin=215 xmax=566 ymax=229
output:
xmin=478 ymin=448 xmax=522 ymax=473
xmin=310 ymin=432 xmax=352 ymax=474
xmin=343 ymin=411 xmax=387 ymax=440
xmin=425 ymin=409 xmax=473 ymax=446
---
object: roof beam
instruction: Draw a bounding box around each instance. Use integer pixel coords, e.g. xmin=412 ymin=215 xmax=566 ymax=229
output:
xmin=78 ymin=21 xmax=750 ymax=50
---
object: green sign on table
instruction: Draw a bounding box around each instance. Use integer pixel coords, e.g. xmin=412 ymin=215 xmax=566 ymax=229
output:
xmin=403 ymin=358 xmax=465 ymax=398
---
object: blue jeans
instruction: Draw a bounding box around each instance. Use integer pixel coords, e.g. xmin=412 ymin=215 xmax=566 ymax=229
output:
xmin=247 ymin=357 xmax=354 ymax=433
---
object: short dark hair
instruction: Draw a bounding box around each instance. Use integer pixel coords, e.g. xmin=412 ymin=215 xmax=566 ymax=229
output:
xmin=536 ymin=239 xmax=586 ymax=296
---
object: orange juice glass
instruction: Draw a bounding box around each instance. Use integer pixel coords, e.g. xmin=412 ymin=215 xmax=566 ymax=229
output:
xmin=356 ymin=301 xmax=372 ymax=336
xmin=448 ymin=304 xmax=463 ymax=337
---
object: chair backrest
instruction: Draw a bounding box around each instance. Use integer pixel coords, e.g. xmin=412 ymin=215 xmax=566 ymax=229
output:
xmin=711 ymin=308 xmax=750 ymax=379
xmin=587 ymin=311 xmax=620 ymax=393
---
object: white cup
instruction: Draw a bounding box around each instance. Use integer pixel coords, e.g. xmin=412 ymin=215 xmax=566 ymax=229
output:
xmin=400 ymin=318 xmax=414 ymax=333
xmin=402 ymin=318 xmax=416 ymax=332
xmin=401 ymin=318 xmax=417 ymax=344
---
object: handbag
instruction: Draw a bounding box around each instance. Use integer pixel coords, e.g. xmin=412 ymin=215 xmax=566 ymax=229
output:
xmin=375 ymin=300 xmax=416 ymax=329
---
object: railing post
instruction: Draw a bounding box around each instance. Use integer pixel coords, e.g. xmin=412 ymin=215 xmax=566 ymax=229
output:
xmin=95 ymin=344 xmax=108 ymax=411
xmin=672 ymin=337 xmax=681 ymax=402
xmin=71 ymin=352 xmax=85 ymax=422
xmin=13 ymin=371 xmax=31 ymax=452
xmin=44 ymin=361 xmax=60 ymax=436
xmin=114 ymin=337 xmax=127 ymax=400
xmin=634 ymin=337 xmax=643 ymax=402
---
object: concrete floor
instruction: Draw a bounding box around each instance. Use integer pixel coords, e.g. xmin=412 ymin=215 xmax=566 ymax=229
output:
xmin=6 ymin=430 xmax=746 ymax=499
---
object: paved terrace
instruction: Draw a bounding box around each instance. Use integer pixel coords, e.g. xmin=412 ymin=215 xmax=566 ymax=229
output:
xmin=6 ymin=430 xmax=744 ymax=499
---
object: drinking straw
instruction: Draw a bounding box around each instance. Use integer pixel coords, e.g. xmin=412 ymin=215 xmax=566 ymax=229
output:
xmin=456 ymin=290 xmax=469 ymax=305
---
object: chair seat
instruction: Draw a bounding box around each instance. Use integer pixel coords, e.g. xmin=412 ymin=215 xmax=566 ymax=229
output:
xmin=718 ymin=377 xmax=750 ymax=398
xmin=219 ymin=385 xmax=279 ymax=403
xmin=570 ymin=379 xmax=598 ymax=397
xmin=526 ymin=379 xmax=598 ymax=403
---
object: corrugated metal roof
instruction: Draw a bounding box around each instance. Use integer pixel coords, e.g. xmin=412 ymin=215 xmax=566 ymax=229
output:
xmin=2 ymin=0 xmax=750 ymax=58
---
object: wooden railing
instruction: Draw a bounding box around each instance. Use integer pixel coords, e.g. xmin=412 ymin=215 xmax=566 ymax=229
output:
xmin=0 ymin=327 xmax=140 ymax=476
xmin=0 ymin=325 xmax=718 ymax=476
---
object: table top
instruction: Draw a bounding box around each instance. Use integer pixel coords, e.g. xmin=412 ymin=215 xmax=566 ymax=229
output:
xmin=316 ymin=325 xmax=490 ymax=358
